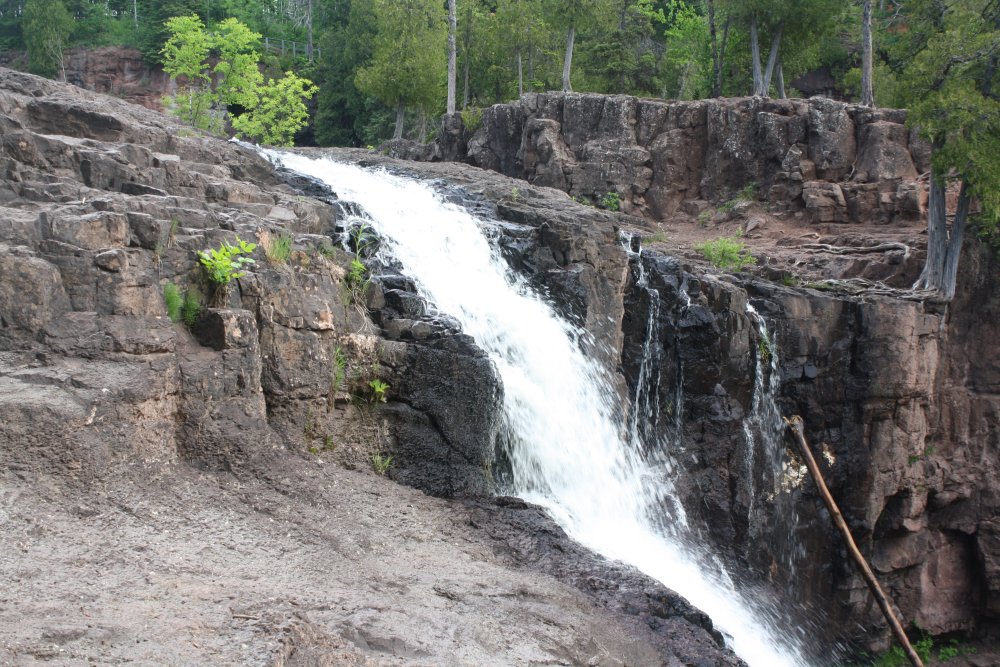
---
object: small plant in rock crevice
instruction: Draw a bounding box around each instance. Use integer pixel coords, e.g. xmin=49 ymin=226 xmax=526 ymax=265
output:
xmin=331 ymin=346 xmax=347 ymax=394
xmin=600 ymin=192 xmax=621 ymax=212
xmin=344 ymin=256 xmax=369 ymax=306
xmin=757 ymin=333 xmax=773 ymax=365
xmin=163 ymin=282 xmax=202 ymax=326
xmin=368 ymin=378 xmax=389 ymax=403
xmin=181 ymin=289 xmax=202 ymax=326
xmin=262 ymin=231 xmax=294 ymax=264
xmin=695 ymin=236 xmax=757 ymax=271
xmin=198 ymin=237 xmax=257 ymax=286
xmin=371 ymin=452 xmax=393 ymax=475
xmin=163 ymin=282 xmax=183 ymax=322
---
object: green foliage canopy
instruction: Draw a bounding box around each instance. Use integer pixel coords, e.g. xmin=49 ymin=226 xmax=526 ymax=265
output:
xmin=22 ymin=0 xmax=73 ymax=78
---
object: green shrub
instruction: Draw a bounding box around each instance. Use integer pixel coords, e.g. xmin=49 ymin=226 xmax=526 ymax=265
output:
xmin=198 ymin=237 xmax=257 ymax=285
xmin=600 ymin=192 xmax=621 ymax=212
xmin=695 ymin=236 xmax=757 ymax=271
xmin=460 ymin=106 xmax=483 ymax=133
xmin=163 ymin=282 xmax=183 ymax=322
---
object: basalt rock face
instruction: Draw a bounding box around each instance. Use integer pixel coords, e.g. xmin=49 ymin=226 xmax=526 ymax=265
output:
xmin=0 ymin=70 xmax=747 ymax=666
xmin=0 ymin=46 xmax=171 ymax=111
xmin=0 ymin=66 xmax=500 ymax=495
xmin=464 ymin=92 xmax=929 ymax=225
xmin=616 ymin=242 xmax=1000 ymax=653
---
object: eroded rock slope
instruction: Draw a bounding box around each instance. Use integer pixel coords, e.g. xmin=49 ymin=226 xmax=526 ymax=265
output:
xmin=0 ymin=68 xmax=743 ymax=666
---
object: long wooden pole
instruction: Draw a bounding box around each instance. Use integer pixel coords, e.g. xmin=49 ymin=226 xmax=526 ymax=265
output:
xmin=783 ymin=415 xmax=924 ymax=667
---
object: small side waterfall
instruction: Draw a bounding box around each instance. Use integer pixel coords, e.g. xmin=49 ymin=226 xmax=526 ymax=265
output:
xmin=744 ymin=304 xmax=805 ymax=582
xmin=272 ymin=152 xmax=815 ymax=667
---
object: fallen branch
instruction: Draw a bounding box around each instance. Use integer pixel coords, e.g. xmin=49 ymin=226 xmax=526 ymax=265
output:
xmin=783 ymin=415 xmax=924 ymax=667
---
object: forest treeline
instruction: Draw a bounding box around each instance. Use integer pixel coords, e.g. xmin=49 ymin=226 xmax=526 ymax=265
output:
xmin=0 ymin=0 xmax=925 ymax=146
xmin=0 ymin=0 xmax=997 ymax=299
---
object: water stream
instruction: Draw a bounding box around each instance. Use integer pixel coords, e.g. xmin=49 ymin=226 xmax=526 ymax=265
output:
xmin=270 ymin=152 xmax=813 ymax=667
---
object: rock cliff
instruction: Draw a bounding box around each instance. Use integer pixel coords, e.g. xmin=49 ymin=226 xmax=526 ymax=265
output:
xmin=393 ymin=91 xmax=1000 ymax=655
xmin=460 ymin=93 xmax=929 ymax=229
xmin=0 ymin=68 xmax=743 ymax=666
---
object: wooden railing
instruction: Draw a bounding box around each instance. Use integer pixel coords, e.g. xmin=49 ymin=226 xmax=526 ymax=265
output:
xmin=262 ymin=37 xmax=320 ymax=60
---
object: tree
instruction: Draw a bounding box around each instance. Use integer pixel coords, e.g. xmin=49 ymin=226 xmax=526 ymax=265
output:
xmin=721 ymin=0 xmax=843 ymax=97
xmin=312 ymin=0 xmax=382 ymax=146
xmin=160 ymin=14 xmax=215 ymax=128
xmin=860 ymin=0 xmax=874 ymax=106
xmin=447 ymin=0 xmax=457 ymax=114
xmin=662 ymin=0 xmax=712 ymax=98
xmin=545 ymin=0 xmax=614 ymax=92
xmin=22 ymin=0 xmax=73 ymax=79
xmin=232 ymin=71 xmax=318 ymax=145
xmin=160 ymin=14 xmax=316 ymax=142
xmin=212 ymin=17 xmax=263 ymax=109
xmin=897 ymin=0 xmax=1000 ymax=299
xmin=355 ymin=0 xmax=447 ymax=140
xmin=587 ymin=0 xmax=666 ymax=95
xmin=138 ymin=0 xmax=201 ymax=62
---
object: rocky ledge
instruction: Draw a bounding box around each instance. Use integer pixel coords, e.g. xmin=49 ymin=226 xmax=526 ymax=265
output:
xmin=0 ymin=68 xmax=741 ymax=665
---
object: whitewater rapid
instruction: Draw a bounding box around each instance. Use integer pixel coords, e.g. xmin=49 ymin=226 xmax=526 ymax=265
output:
xmin=270 ymin=151 xmax=813 ymax=667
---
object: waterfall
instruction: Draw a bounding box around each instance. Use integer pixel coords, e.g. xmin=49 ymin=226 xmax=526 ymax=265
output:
xmin=745 ymin=304 xmax=806 ymax=582
xmin=271 ymin=152 xmax=814 ymax=667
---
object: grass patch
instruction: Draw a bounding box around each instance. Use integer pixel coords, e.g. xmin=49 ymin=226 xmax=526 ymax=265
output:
xmin=641 ymin=231 xmax=667 ymax=245
xmin=181 ymin=289 xmax=201 ymax=327
xmin=263 ymin=232 xmax=294 ymax=264
xmin=163 ymin=282 xmax=182 ymax=322
xmin=371 ymin=452 xmax=393 ymax=475
xmin=695 ymin=236 xmax=757 ymax=271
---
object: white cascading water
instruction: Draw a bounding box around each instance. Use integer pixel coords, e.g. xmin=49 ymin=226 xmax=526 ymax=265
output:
xmin=271 ymin=152 xmax=813 ymax=667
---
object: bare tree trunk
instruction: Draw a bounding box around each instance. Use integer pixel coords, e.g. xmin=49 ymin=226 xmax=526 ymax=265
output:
xmin=914 ymin=146 xmax=948 ymax=292
xmin=517 ymin=49 xmax=523 ymax=97
xmin=618 ymin=0 xmax=628 ymax=93
xmin=393 ymin=100 xmax=405 ymax=140
xmin=528 ymin=35 xmax=534 ymax=84
xmin=708 ymin=0 xmax=721 ymax=97
xmin=760 ymin=22 xmax=784 ymax=95
xmin=462 ymin=3 xmax=471 ymax=109
xmin=719 ymin=16 xmax=731 ymax=94
xmin=418 ymin=107 xmax=427 ymax=143
xmin=940 ymin=181 xmax=971 ymax=300
xmin=750 ymin=15 xmax=762 ymax=96
xmin=861 ymin=0 xmax=874 ymax=106
xmin=305 ymin=0 xmax=314 ymax=59
xmin=447 ymin=0 xmax=457 ymax=114
xmin=776 ymin=60 xmax=786 ymax=98
xmin=562 ymin=25 xmax=575 ymax=92
xmin=133 ymin=0 xmax=138 ymax=28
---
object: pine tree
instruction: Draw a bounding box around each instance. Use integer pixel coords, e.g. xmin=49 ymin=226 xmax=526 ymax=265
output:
xmin=355 ymin=0 xmax=447 ymax=140
xmin=897 ymin=0 xmax=1000 ymax=299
